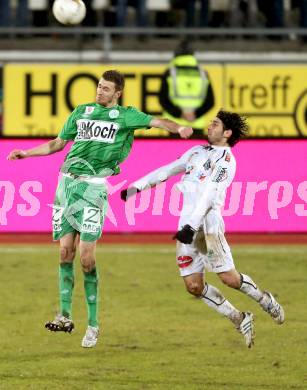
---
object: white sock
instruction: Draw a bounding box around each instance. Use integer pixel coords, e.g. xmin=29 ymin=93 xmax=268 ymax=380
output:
xmin=239 ymin=273 xmax=265 ymax=302
xmin=201 ymin=283 xmax=242 ymax=325
xmin=259 ymin=292 xmax=273 ymax=311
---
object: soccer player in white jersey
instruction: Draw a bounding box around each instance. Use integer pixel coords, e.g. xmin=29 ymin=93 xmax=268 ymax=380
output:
xmin=121 ymin=110 xmax=284 ymax=348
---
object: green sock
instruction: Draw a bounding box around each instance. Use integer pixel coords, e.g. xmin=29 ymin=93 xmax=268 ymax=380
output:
xmin=84 ymin=267 xmax=99 ymax=327
xmin=59 ymin=262 xmax=74 ymax=319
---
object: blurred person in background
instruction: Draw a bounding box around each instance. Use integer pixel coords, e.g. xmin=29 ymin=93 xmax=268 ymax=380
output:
xmin=81 ymin=0 xmax=98 ymax=26
xmin=209 ymin=0 xmax=230 ymax=27
xmin=159 ymin=40 xmax=214 ymax=138
xmin=185 ymin=0 xmax=209 ymax=27
xmin=114 ymin=0 xmax=148 ymax=27
xmin=7 ymin=70 xmax=192 ymax=349
xmin=30 ymin=0 xmax=50 ymax=27
xmin=78 ymin=1 xmax=114 ymax=28
xmin=121 ymin=110 xmax=285 ymax=348
xmin=257 ymin=0 xmax=284 ymax=28
xmin=0 ymin=0 xmax=11 ymax=27
xmin=292 ymin=0 xmax=307 ymax=31
xmin=80 ymin=0 xmax=110 ymax=28
xmin=171 ymin=0 xmax=209 ymax=27
xmin=298 ymin=0 xmax=307 ymax=27
xmin=0 ymin=0 xmax=30 ymax=27
xmin=229 ymin=0 xmax=259 ymax=28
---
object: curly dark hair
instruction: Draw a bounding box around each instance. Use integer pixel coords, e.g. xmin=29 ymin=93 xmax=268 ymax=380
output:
xmin=102 ymin=70 xmax=125 ymax=91
xmin=217 ymin=110 xmax=249 ymax=147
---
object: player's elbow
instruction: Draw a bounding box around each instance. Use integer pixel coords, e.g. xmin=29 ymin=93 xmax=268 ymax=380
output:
xmin=150 ymin=118 xmax=163 ymax=129
xmin=51 ymin=138 xmax=66 ymax=153
xmin=57 ymin=139 xmax=67 ymax=151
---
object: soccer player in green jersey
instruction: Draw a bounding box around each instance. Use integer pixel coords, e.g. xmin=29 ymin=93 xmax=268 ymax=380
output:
xmin=7 ymin=70 xmax=193 ymax=348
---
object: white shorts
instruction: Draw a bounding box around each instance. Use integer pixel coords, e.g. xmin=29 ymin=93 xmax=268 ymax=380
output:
xmin=176 ymin=209 xmax=235 ymax=277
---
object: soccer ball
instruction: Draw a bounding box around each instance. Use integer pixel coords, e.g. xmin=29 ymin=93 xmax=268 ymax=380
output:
xmin=52 ymin=0 xmax=86 ymax=25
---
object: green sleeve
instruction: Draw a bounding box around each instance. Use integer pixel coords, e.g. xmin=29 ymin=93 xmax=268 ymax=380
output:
xmin=124 ymin=106 xmax=153 ymax=130
xmin=58 ymin=107 xmax=80 ymax=140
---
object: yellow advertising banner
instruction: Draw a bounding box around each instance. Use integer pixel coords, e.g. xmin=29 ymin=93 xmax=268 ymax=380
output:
xmin=224 ymin=65 xmax=307 ymax=137
xmin=3 ymin=64 xmax=222 ymax=137
xmin=4 ymin=63 xmax=307 ymax=137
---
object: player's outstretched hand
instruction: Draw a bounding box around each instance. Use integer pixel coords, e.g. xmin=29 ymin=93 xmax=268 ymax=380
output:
xmin=178 ymin=126 xmax=193 ymax=139
xmin=7 ymin=149 xmax=27 ymax=160
xmin=173 ymin=224 xmax=196 ymax=244
xmin=120 ymin=187 xmax=140 ymax=201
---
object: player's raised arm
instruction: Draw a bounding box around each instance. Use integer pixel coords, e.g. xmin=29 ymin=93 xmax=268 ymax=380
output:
xmin=7 ymin=137 xmax=68 ymax=160
xmin=121 ymin=146 xmax=199 ymax=201
xmin=121 ymin=159 xmax=184 ymax=201
xmin=150 ymin=117 xmax=193 ymax=139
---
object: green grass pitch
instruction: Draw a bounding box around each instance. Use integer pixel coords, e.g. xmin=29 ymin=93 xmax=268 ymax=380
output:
xmin=0 ymin=243 xmax=306 ymax=389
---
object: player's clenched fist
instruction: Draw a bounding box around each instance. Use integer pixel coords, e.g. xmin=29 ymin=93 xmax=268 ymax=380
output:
xmin=120 ymin=187 xmax=140 ymax=201
xmin=173 ymin=224 xmax=196 ymax=244
xmin=178 ymin=126 xmax=193 ymax=139
xmin=7 ymin=149 xmax=27 ymax=160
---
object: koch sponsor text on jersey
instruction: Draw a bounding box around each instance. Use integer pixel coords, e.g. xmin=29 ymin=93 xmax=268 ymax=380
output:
xmin=76 ymin=120 xmax=119 ymax=142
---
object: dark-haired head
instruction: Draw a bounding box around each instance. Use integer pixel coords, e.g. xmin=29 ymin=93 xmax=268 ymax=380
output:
xmin=217 ymin=110 xmax=249 ymax=147
xmin=102 ymin=70 xmax=125 ymax=91
xmin=174 ymin=40 xmax=194 ymax=57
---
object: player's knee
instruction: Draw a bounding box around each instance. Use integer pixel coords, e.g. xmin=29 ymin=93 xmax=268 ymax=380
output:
xmin=185 ymin=281 xmax=203 ymax=297
xmin=81 ymin=264 xmax=95 ymax=273
xmin=80 ymin=254 xmax=95 ymax=273
xmin=60 ymin=246 xmax=75 ymax=262
xmin=219 ymin=273 xmax=241 ymax=289
xmin=80 ymin=259 xmax=95 ymax=273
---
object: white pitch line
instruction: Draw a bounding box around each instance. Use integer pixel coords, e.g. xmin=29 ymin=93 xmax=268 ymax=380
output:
xmin=0 ymin=246 xmax=306 ymax=255
xmin=231 ymin=246 xmax=307 ymax=255
xmin=0 ymin=246 xmax=175 ymax=254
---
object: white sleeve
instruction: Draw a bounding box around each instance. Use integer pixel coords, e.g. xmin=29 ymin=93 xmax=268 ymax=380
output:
xmin=187 ymin=157 xmax=235 ymax=230
xmin=133 ymin=146 xmax=198 ymax=191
